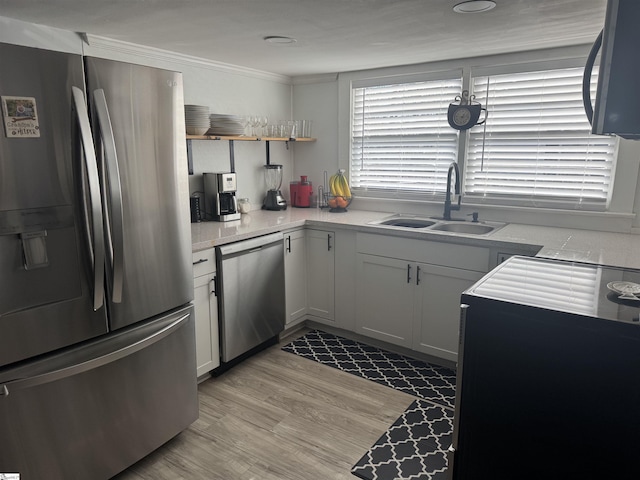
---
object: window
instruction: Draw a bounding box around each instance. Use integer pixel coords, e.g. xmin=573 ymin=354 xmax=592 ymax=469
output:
xmin=465 ymin=67 xmax=617 ymax=209
xmin=351 ymin=74 xmax=462 ymax=199
xmin=348 ymin=61 xmax=617 ymax=210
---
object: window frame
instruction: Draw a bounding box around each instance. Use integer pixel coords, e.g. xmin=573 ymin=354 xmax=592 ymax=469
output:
xmin=462 ymin=58 xmax=618 ymax=211
xmin=350 ymin=69 xmax=463 ymax=201
xmin=337 ymin=47 xmax=639 ymax=217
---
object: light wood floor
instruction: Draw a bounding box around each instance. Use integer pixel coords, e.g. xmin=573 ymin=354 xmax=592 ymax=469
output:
xmin=112 ymin=329 xmax=416 ymax=480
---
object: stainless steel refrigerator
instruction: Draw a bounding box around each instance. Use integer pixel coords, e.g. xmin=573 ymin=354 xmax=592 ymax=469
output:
xmin=0 ymin=43 xmax=197 ymax=479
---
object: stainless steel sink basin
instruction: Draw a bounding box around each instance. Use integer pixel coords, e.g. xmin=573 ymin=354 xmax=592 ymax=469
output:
xmin=369 ymin=213 xmax=506 ymax=236
xmin=430 ymin=223 xmax=496 ymax=234
xmin=378 ymin=218 xmax=437 ymax=228
xmin=368 ymin=215 xmax=437 ymax=229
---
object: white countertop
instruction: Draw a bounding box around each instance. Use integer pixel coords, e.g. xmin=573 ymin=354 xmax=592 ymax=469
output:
xmin=191 ymin=208 xmax=640 ymax=269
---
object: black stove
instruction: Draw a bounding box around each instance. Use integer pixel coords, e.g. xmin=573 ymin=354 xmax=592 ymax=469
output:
xmin=467 ymin=255 xmax=640 ymax=324
xmin=450 ymin=255 xmax=640 ymax=480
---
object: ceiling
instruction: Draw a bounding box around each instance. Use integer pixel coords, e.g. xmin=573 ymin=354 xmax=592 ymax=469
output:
xmin=0 ymin=0 xmax=608 ymax=77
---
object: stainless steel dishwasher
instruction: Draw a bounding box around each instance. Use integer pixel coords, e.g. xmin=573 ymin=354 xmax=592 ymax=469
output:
xmin=216 ymin=232 xmax=285 ymax=363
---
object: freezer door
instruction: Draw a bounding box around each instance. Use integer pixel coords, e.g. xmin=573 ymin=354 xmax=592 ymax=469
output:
xmin=0 ymin=305 xmax=198 ymax=480
xmin=84 ymin=57 xmax=192 ymax=330
xmin=0 ymin=43 xmax=108 ymax=367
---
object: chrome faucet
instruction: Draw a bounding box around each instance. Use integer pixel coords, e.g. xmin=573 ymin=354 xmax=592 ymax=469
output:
xmin=443 ymin=162 xmax=461 ymax=220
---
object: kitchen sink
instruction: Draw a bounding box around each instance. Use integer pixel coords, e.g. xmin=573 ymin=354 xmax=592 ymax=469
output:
xmin=378 ymin=218 xmax=437 ymax=228
xmin=430 ymin=222 xmax=496 ymax=235
xmin=369 ymin=214 xmax=505 ymax=236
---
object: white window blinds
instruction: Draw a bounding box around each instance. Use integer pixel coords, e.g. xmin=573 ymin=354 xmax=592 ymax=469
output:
xmin=351 ymin=77 xmax=462 ymax=198
xmin=465 ymin=67 xmax=617 ymax=208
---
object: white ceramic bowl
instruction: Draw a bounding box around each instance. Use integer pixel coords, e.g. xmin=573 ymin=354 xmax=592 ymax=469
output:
xmin=186 ymin=126 xmax=209 ymax=136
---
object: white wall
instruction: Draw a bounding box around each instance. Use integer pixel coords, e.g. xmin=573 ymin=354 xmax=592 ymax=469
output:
xmin=292 ymin=75 xmax=340 ymax=204
xmin=0 ymin=16 xmax=82 ymax=54
xmin=0 ymin=15 xmax=295 ymax=212
xmin=292 ymin=47 xmax=640 ymax=233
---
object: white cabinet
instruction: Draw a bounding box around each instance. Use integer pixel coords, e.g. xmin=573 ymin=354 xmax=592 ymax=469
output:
xmin=412 ymin=263 xmax=484 ymax=360
xmin=192 ymin=249 xmax=220 ymax=377
xmin=284 ymin=229 xmax=307 ymax=326
xmin=306 ymin=228 xmax=335 ymax=322
xmin=355 ymin=233 xmax=490 ymax=361
xmin=356 ymin=254 xmax=414 ymax=347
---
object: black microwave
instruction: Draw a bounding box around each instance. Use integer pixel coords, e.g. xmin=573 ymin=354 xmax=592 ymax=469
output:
xmin=584 ymin=0 xmax=640 ymax=140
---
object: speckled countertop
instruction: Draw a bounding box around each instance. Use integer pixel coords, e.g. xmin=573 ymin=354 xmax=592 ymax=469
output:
xmin=191 ymin=208 xmax=640 ymax=269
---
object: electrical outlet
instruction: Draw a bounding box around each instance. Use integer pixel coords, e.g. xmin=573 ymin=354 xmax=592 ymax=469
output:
xmin=497 ymin=253 xmax=512 ymax=264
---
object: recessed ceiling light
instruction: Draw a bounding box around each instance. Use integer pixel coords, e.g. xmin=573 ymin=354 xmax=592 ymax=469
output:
xmin=263 ymin=36 xmax=297 ymax=45
xmin=453 ymin=1 xmax=497 ymax=14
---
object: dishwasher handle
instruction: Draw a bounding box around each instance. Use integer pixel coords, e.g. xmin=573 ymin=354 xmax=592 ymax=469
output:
xmin=217 ymin=232 xmax=284 ymax=257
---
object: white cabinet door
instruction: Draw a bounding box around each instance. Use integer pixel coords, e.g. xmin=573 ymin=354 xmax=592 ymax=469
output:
xmin=306 ymin=229 xmax=335 ymax=321
xmin=355 ymin=253 xmax=414 ymax=348
xmin=413 ymin=263 xmax=484 ymax=362
xmin=193 ymin=273 xmax=220 ymax=376
xmin=284 ymin=229 xmax=307 ymax=325
xmin=192 ymin=249 xmax=219 ymax=377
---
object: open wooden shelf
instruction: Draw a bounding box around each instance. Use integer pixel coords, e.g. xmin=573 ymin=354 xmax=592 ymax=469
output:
xmin=186 ymin=135 xmax=316 ymax=142
xmin=186 ymin=135 xmax=317 ymax=175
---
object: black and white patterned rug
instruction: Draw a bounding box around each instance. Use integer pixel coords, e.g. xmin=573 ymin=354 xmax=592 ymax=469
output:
xmin=351 ymin=399 xmax=453 ymax=480
xmin=281 ymin=330 xmax=456 ymax=408
xmin=281 ymin=330 xmax=456 ymax=480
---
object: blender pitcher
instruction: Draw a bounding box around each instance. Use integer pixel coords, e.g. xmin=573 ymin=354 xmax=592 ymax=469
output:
xmin=263 ymin=164 xmax=287 ymax=210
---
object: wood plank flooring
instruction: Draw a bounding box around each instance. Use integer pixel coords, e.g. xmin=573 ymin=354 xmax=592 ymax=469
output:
xmin=111 ymin=329 xmax=416 ymax=480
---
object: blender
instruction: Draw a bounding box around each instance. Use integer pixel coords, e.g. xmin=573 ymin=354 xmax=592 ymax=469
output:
xmin=263 ymin=164 xmax=287 ymax=210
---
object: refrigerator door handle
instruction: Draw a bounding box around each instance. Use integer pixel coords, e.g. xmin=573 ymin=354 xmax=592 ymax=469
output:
xmin=93 ymin=89 xmax=125 ymax=303
xmin=0 ymin=312 xmax=190 ymax=396
xmin=72 ymin=86 xmax=105 ymax=311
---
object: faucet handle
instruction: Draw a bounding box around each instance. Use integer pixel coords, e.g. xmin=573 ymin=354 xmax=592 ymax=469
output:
xmin=467 ymin=212 xmax=479 ymax=223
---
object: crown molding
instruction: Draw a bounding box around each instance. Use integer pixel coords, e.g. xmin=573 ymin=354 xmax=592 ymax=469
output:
xmin=292 ymin=73 xmax=338 ymax=85
xmin=84 ymin=34 xmax=292 ymax=85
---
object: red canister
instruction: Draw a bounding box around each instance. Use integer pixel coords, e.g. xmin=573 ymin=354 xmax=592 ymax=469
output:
xmin=292 ymin=176 xmax=312 ymax=207
xmin=289 ymin=181 xmax=299 ymax=206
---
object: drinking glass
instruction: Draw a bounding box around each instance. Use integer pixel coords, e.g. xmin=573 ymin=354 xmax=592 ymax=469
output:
xmin=241 ymin=116 xmax=252 ymax=136
xmin=249 ymin=116 xmax=260 ymax=136
xmin=259 ymin=116 xmax=268 ymax=137
xmin=287 ymin=120 xmax=297 ymax=139
xmin=301 ymin=120 xmax=312 ymax=138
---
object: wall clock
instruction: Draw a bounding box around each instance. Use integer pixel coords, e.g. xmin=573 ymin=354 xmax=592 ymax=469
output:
xmin=447 ymin=90 xmax=487 ymax=131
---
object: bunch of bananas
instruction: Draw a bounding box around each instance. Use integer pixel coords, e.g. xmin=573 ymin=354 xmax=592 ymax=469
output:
xmin=329 ymin=169 xmax=351 ymax=198
xmin=328 ymin=169 xmax=351 ymax=210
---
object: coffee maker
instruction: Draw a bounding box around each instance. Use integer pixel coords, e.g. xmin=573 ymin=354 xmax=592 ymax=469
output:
xmin=203 ymin=172 xmax=241 ymax=221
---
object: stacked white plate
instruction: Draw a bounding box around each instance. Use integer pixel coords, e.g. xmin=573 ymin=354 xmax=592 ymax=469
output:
xmin=208 ymin=113 xmax=246 ymax=136
xmin=185 ymin=105 xmax=210 ymax=135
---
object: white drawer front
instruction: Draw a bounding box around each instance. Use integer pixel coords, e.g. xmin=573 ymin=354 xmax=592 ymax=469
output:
xmin=192 ymin=249 xmax=215 ymax=277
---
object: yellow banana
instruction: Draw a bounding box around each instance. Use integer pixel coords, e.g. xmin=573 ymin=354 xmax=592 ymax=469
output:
xmin=329 ymin=174 xmax=337 ymax=196
xmin=339 ymin=174 xmax=351 ymax=198
xmin=330 ymin=173 xmax=343 ymax=196
xmin=328 ymin=170 xmax=351 ymax=198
